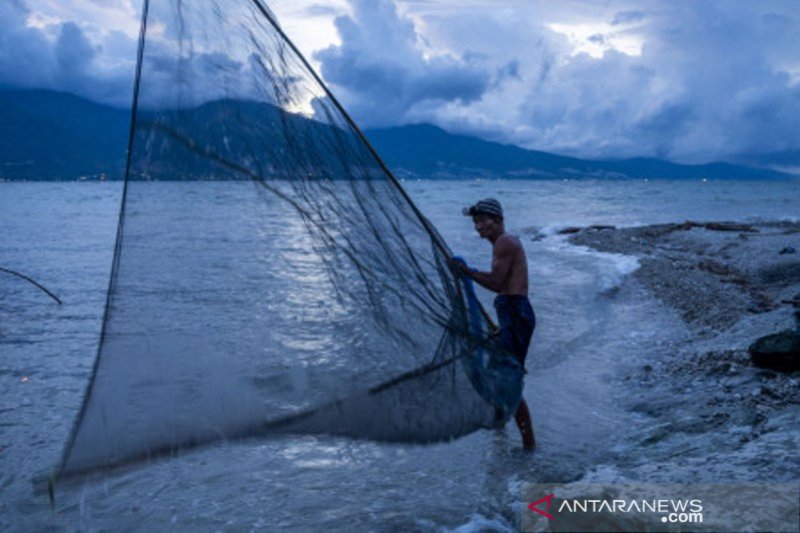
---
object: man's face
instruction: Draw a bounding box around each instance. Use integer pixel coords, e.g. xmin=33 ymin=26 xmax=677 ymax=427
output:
xmin=473 ymin=214 xmax=502 ymax=240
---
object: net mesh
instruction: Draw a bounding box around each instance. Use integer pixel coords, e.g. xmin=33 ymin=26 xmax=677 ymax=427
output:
xmin=55 ymin=0 xmax=521 ymax=480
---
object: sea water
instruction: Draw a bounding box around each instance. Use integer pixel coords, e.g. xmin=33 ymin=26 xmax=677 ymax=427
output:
xmin=0 ymin=179 xmax=797 ymax=530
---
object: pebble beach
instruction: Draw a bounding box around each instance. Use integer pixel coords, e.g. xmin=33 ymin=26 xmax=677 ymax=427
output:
xmin=567 ymin=220 xmax=799 ymax=466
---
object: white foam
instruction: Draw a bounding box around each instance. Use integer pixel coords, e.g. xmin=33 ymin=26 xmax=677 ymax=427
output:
xmin=545 ymin=234 xmax=641 ymax=292
xmin=537 ymin=223 xmax=577 ymax=237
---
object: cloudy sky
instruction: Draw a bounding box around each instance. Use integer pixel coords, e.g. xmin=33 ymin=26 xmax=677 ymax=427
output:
xmin=1 ymin=0 xmax=799 ymax=163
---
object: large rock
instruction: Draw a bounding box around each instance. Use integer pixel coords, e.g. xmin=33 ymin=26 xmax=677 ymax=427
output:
xmin=749 ymin=329 xmax=800 ymax=371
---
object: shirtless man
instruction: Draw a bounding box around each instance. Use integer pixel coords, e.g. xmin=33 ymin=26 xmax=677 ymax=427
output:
xmin=456 ymin=198 xmax=536 ymax=450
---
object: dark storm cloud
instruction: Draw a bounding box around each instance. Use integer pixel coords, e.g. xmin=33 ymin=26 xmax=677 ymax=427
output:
xmin=404 ymin=1 xmax=800 ymax=163
xmin=3 ymin=0 xmax=798 ymax=162
xmin=0 ymin=1 xmax=138 ymax=105
xmin=56 ymin=22 xmax=98 ymax=73
xmin=0 ymin=1 xmax=56 ymax=88
xmin=0 ymin=0 xmax=251 ymax=108
xmin=313 ymin=0 xmax=493 ymax=126
xmin=607 ymin=1 xmax=800 ymax=162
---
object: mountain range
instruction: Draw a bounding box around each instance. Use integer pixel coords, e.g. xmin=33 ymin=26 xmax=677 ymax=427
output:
xmin=0 ymin=89 xmax=791 ymax=181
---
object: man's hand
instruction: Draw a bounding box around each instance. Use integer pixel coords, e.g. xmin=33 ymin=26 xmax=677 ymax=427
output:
xmin=448 ymin=257 xmax=472 ymax=279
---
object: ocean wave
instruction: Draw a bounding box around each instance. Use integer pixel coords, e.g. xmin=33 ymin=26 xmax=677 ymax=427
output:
xmin=544 ymin=235 xmax=641 ymax=292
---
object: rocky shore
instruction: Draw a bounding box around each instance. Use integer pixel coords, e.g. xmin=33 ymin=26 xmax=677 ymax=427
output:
xmin=566 ymin=220 xmax=800 ymax=332
xmin=563 ymin=220 xmax=800 ymax=467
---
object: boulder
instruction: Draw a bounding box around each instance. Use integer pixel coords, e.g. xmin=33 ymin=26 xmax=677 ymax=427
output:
xmin=557 ymin=226 xmax=581 ymax=235
xmin=748 ymin=329 xmax=800 ymax=372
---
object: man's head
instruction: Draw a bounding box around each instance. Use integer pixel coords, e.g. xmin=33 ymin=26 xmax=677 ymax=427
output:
xmin=463 ymin=198 xmax=504 ymax=241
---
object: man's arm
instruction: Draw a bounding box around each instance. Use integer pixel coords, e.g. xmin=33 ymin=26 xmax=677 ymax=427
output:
xmin=469 ymin=236 xmax=514 ymax=293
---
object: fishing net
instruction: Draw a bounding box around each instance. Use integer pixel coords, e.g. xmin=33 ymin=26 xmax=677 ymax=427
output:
xmin=52 ymin=0 xmax=523 ymax=481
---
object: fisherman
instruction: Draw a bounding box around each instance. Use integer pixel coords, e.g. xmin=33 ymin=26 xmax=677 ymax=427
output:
xmin=454 ymin=198 xmax=536 ymax=450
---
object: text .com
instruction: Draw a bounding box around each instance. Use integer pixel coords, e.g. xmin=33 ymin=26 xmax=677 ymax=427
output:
xmin=663 ymin=511 xmax=704 ymax=524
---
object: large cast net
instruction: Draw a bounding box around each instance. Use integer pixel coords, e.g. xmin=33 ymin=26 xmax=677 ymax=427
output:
xmin=51 ymin=0 xmax=522 ymax=482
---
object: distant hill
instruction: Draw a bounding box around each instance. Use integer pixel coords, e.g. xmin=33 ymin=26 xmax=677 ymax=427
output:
xmin=735 ymin=150 xmax=800 ymax=176
xmin=0 ymin=89 xmax=129 ymax=180
xmin=364 ymin=124 xmax=790 ymax=180
xmin=0 ymin=89 xmax=790 ymax=181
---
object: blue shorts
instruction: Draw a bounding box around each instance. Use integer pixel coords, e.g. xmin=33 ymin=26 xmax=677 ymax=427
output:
xmin=494 ymin=295 xmax=535 ymax=370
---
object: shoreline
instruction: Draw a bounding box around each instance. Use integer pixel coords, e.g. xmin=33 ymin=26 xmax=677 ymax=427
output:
xmin=566 ymin=219 xmax=800 ymax=332
xmin=564 ymin=219 xmax=799 ymax=478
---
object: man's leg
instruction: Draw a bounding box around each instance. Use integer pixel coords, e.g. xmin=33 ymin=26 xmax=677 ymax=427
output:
xmin=515 ymin=399 xmax=535 ymax=450
xmin=496 ymin=296 xmax=536 ymax=450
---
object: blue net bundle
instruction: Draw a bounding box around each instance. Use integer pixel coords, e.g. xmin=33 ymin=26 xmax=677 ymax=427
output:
xmin=50 ymin=0 xmax=523 ymax=483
